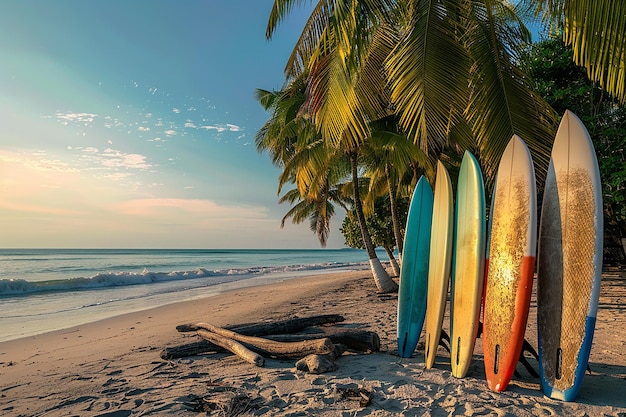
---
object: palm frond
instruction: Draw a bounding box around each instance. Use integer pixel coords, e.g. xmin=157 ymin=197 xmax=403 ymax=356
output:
xmin=524 ymin=0 xmax=626 ymax=102
xmin=465 ymin=0 xmax=557 ymax=186
xmin=386 ymin=0 xmax=472 ymax=153
xmin=267 ymin=0 xmax=317 ymax=40
xmin=354 ymin=22 xmax=398 ymax=121
xmin=283 ymin=1 xmax=333 ymax=77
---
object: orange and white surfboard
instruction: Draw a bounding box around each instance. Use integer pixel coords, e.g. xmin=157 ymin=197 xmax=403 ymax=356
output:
xmin=483 ymin=135 xmax=537 ymax=392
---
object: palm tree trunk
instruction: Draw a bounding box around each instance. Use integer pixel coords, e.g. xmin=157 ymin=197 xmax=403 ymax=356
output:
xmin=383 ymin=245 xmax=400 ymax=277
xmin=385 ymin=163 xmax=404 ymax=262
xmin=350 ymin=151 xmax=398 ymax=293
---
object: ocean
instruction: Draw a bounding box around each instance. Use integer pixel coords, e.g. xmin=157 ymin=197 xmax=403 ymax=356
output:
xmin=0 ymin=248 xmax=377 ymax=343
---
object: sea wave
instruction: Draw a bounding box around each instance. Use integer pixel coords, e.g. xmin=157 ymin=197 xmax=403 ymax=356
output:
xmin=0 ymin=261 xmax=366 ymax=296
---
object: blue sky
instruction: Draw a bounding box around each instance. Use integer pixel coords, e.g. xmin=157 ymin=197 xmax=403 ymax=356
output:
xmin=0 ymin=1 xmax=353 ymax=249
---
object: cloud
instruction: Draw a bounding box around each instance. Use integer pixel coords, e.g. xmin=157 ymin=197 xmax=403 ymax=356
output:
xmin=147 ymin=137 xmax=166 ymax=143
xmin=197 ymin=124 xmax=242 ymax=133
xmin=55 ymin=112 xmax=97 ymax=124
xmin=81 ymin=147 xmax=100 ymax=154
xmin=98 ymin=148 xmax=152 ymax=170
xmin=49 ymin=81 xmax=246 ymax=152
xmin=0 ymin=150 xmax=80 ymax=173
xmin=100 ymin=172 xmax=132 ymax=181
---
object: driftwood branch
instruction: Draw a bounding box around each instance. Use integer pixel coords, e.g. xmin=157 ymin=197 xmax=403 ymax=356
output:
xmin=196 ymin=329 xmax=264 ymax=367
xmin=176 ymin=314 xmax=345 ymax=335
xmin=162 ymin=313 xmax=384 ymax=374
xmin=194 ymin=322 xmax=335 ymax=359
xmin=265 ymin=328 xmax=380 ymax=352
xmin=161 ymin=340 xmax=217 ymax=360
xmin=164 ymin=315 xmax=346 ymax=360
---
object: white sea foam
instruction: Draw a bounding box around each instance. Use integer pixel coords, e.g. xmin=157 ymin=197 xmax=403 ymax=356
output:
xmin=0 ymin=248 xmax=380 ymax=342
xmin=0 ymin=262 xmax=362 ymax=296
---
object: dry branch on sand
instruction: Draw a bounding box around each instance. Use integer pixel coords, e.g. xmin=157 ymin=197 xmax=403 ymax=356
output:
xmin=162 ymin=315 xmax=380 ymax=374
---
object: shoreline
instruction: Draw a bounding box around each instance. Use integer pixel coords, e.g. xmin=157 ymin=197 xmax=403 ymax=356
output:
xmin=0 ymin=265 xmax=367 ymax=344
xmin=1 ymin=269 xmax=625 ymax=416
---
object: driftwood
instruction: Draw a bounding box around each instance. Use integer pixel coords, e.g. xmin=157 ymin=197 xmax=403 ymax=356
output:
xmin=296 ymin=353 xmax=338 ymax=374
xmin=192 ymin=322 xmax=335 ymax=359
xmin=337 ymin=387 xmax=372 ymax=407
xmin=228 ymin=314 xmax=344 ymax=336
xmin=161 ymin=340 xmax=218 ymax=360
xmin=176 ymin=314 xmax=345 ymax=335
xmin=161 ymin=314 xmax=380 ymax=374
xmin=265 ymin=327 xmax=380 ymax=352
xmin=197 ymin=329 xmax=264 ymax=367
xmin=164 ymin=315 xmax=345 ymax=360
xmin=295 ymin=344 xmax=347 ymax=374
xmin=161 ymin=328 xmax=377 ymax=360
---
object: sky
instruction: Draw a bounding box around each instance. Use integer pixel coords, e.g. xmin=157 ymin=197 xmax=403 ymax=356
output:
xmin=0 ymin=0 xmax=352 ymax=249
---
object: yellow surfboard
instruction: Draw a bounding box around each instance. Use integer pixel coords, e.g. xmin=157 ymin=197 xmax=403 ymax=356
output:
xmin=424 ymin=161 xmax=454 ymax=368
xmin=450 ymin=151 xmax=486 ymax=378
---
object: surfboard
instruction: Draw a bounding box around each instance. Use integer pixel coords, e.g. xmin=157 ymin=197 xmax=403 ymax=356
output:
xmin=450 ymin=151 xmax=486 ymax=378
xmin=537 ymin=110 xmax=603 ymax=401
xmin=483 ymin=135 xmax=537 ymax=392
xmin=397 ymin=175 xmax=434 ymax=358
xmin=424 ymin=161 xmax=454 ymax=369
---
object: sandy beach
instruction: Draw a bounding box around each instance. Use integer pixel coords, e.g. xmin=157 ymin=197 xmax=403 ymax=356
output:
xmin=1 ymin=268 xmax=625 ymax=416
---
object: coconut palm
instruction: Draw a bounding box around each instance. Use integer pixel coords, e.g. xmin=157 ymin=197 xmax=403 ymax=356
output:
xmin=266 ymin=0 xmax=558 ymax=189
xmin=266 ymin=0 xmax=401 ymax=292
xmin=256 ymin=76 xmax=350 ymax=247
xmin=278 ymin=185 xmax=350 ymax=247
xmin=360 ymin=118 xmax=432 ymax=258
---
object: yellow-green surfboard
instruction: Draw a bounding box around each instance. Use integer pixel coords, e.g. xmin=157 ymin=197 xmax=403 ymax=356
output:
xmin=450 ymin=151 xmax=486 ymax=378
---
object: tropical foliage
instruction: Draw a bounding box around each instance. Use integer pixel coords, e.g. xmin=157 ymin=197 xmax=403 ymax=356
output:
xmin=258 ymin=0 xmax=626 ymax=289
xmin=521 ymin=36 xmax=626 ymax=263
xmin=340 ymin=195 xmax=409 ymax=275
xmin=523 ymin=0 xmax=626 ymax=103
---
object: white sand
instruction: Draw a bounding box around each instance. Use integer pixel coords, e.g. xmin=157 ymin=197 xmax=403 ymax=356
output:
xmin=1 ymin=269 xmax=625 ymax=416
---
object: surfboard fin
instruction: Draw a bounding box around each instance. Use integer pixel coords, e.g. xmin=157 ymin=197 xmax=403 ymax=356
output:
xmin=438 ymin=329 xmax=451 ymax=353
xmin=514 ymin=339 xmax=540 ymax=378
xmin=476 ymin=321 xmax=540 ymax=379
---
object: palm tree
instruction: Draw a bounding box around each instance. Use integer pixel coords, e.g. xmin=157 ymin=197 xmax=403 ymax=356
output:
xmin=266 ymin=0 xmax=401 ymax=292
xmin=256 ymin=75 xmax=350 ymax=247
xmin=524 ymin=0 xmax=626 ymax=102
xmin=277 ymin=136 xmax=352 ymax=247
xmin=361 ymin=119 xmax=431 ymax=258
xmin=266 ymin=0 xmax=559 ymax=191
xmin=278 ymin=185 xmax=350 ymax=247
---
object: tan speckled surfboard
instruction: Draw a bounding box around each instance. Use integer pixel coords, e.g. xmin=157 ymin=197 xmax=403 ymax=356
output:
xmin=537 ymin=110 xmax=603 ymax=401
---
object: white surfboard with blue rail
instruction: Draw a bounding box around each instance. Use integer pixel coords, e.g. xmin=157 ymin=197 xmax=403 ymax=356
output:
xmin=537 ymin=110 xmax=603 ymax=401
xmin=397 ymin=176 xmax=433 ymax=358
